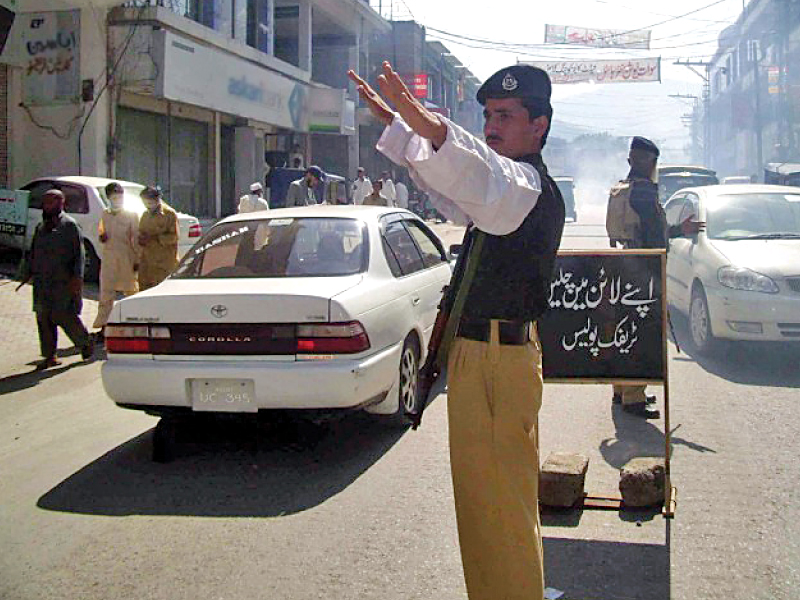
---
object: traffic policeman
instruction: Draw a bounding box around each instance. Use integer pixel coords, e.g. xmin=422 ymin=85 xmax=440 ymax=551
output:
xmin=349 ymin=62 xmax=565 ymax=600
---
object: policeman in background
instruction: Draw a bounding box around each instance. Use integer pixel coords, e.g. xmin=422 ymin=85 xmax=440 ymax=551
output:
xmin=138 ymin=186 xmax=179 ymax=291
xmin=238 ymin=182 xmax=270 ymax=213
xmin=350 ymin=62 xmax=564 ymax=600
xmin=606 ymin=136 xmax=664 ymax=418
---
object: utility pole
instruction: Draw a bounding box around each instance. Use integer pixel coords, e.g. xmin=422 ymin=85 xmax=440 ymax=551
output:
xmin=751 ymin=40 xmax=764 ymax=173
xmin=674 ymin=60 xmax=711 ymax=167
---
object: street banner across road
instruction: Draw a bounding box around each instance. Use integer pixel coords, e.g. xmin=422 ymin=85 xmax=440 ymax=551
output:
xmin=521 ymin=58 xmax=660 ymax=84
xmin=545 ymin=24 xmax=651 ymax=49
xmin=0 ymin=189 xmax=30 ymax=236
xmin=538 ymin=250 xmax=667 ymax=382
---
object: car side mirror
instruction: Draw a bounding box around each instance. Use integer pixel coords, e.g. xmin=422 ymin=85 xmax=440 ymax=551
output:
xmin=448 ymin=244 xmax=462 ymax=259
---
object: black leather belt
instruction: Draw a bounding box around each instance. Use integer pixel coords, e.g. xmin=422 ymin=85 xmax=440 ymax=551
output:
xmin=457 ymin=317 xmax=530 ymax=345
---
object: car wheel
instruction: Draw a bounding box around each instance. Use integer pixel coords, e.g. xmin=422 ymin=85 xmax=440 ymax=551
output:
xmin=384 ymin=334 xmax=420 ymax=426
xmin=690 ymin=284 xmax=716 ymax=355
xmin=84 ymin=241 xmax=100 ymax=283
xmin=152 ymin=418 xmax=177 ymax=463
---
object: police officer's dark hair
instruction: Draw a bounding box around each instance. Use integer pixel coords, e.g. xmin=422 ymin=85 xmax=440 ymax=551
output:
xmin=519 ymin=98 xmax=553 ymax=148
xmin=105 ymin=182 xmax=123 ymax=196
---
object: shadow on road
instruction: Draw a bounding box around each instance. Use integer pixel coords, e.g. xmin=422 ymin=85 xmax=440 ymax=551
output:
xmin=37 ymin=413 xmax=406 ymax=518
xmin=544 ymin=534 xmax=669 ymax=600
xmin=0 ymin=354 xmax=99 ymax=394
xmin=599 ymin=404 xmax=716 ymax=471
xmin=670 ymin=310 xmax=800 ymax=388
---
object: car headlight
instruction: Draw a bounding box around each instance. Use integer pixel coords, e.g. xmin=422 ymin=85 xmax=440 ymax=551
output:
xmin=717 ymin=266 xmax=779 ymax=294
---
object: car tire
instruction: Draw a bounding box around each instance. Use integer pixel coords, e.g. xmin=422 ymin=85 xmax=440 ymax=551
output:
xmin=689 ymin=284 xmax=717 ymax=355
xmin=152 ymin=418 xmax=177 ymax=463
xmin=386 ymin=334 xmax=421 ymax=426
xmin=84 ymin=241 xmax=100 ymax=283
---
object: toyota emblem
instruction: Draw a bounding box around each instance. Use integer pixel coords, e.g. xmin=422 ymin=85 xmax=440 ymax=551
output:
xmin=210 ymin=304 xmax=228 ymax=318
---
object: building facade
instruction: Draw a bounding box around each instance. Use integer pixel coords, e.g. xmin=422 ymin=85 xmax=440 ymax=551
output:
xmin=706 ymin=0 xmax=800 ymax=178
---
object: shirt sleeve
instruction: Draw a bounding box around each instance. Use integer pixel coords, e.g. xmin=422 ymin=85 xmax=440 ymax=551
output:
xmin=158 ymin=212 xmax=179 ymax=246
xmin=70 ymin=221 xmax=85 ymax=280
xmin=377 ymin=115 xmax=541 ymax=235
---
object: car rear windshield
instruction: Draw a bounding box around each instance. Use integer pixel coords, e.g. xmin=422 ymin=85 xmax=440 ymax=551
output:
xmin=706 ymin=193 xmax=800 ymax=239
xmin=173 ymin=217 xmax=368 ymax=278
xmin=660 ymin=175 xmax=718 ymax=201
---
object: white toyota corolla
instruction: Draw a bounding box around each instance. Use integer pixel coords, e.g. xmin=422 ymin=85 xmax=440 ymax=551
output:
xmin=101 ymin=206 xmax=452 ymax=429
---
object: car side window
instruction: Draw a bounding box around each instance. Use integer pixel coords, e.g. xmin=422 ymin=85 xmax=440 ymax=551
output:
xmin=21 ymin=181 xmax=56 ymax=210
xmin=678 ymin=194 xmax=699 ymax=222
xmin=403 ymin=219 xmax=446 ymax=268
xmin=60 ymin=185 xmax=89 ymax=214
xmin=381 ymin=219 xmax=424 ymax=277
xmin=664 ymin=198 xmax=687 ymax=227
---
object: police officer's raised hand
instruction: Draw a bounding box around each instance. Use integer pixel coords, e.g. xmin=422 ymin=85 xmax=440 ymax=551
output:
xmin=348 ymin=70 xmax=394 ymax=126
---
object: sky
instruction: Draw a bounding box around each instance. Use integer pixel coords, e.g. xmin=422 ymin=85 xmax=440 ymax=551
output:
xmin=370 ymin=0 xmax=749 ymax=160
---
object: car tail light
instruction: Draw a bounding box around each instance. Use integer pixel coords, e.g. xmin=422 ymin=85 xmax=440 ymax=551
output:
xmin=296 ymin=321 xmax=370 ymax=354
xmin=188 ymin=223 xmax=202 ymax=238
xmin=106 ymin=325 xmax=172 ymax=354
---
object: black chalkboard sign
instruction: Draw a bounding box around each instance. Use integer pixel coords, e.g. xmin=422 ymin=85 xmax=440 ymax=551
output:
xmin=538 ymin=250 xmax=667 ymax=383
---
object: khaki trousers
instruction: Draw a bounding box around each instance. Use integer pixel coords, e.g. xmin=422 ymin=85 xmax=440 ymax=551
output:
xmin=447 ymin=321 xmax=544 ymax=600
xmin=612 ymin=384 xmax=647 ymax=405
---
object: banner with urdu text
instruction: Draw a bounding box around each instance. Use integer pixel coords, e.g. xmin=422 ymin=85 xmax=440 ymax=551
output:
xmin=521 ymin=58 xmax=660 ymax=84
xmin=544 ymin=24 xmax=651 ymax=49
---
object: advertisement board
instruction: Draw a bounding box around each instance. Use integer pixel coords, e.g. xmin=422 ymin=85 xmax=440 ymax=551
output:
xmin=545 ymin=24 xmax=651 ymax=49
xmin=0 ymin=189 xmax=30 ymax=236
xmin=20 ymin=10 xmax=80 ymax=105
xmin=522 ymin=58 xmax=660 ymax=84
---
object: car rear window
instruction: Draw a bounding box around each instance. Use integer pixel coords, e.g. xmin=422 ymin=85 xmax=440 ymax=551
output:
xmin=173 ymin=217 xmax=368 ymax=278
xmin=706 ymin=193 xmax=800 ymax=239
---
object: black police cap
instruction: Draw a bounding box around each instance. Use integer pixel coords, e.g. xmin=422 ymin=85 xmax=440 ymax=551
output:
xmin=306 ymin=165 xmax=325 ymax=180
xmin=476 ymin=65 xmax=552 ymax=106
xmin=630 ymin=136 xmax=660 ymax=157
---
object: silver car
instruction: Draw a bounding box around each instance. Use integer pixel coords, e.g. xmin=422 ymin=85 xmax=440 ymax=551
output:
xmin=664 ymin=184 xmax=800 ymax=353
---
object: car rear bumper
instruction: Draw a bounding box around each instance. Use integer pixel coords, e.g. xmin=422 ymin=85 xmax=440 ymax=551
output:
xmin=101 ymin=342 xmax=402 ymax=413
xmin=706 ymin=286 xmax=800 ymax=341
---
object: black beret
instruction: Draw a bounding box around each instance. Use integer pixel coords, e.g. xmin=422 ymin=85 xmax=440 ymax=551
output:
xmin=630 ymin=136 xmax=660 ymax=157
xmin=306 ymin=165 xmax=325 ymax=180
xmin=477 ymin=65 xmax=552 ymax=105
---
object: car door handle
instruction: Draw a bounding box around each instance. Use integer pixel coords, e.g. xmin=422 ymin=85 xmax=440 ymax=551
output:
xmin=411 ymin=296 xmax=421 ymax=306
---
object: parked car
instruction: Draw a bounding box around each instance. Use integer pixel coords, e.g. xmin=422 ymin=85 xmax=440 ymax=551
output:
xmin=553 ymin=176 xmax=577 ymax=221
xmin=658 ymin=165 xmax=719 ymax=204
xmin=721 ymin=175 xmax=753 ymax=185
xmin=0 ymin=176 xmax=202 ymax=281
xmin=663 ymin=184 xmax=800 ymax=353
xmin=764 ymin=162 xmax=800 ymax=187
xmin=101 ymin=206 xmax=452 ymax=458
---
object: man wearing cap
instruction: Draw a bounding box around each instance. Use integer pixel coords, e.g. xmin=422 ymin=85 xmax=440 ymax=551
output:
xmin=606 ymin=138 xmax=704 ymax=418
xmin=349 ymin=62 xmax=564 ymax=600
xmin=23 ymin=189 xmax=94 ymax=369
xmin=286 ymin=166 xmax=324 ymax=207
xmin=350 ymin=167 xmax=371 ymax=205
xmin=238 ymin=182 xmax=270 ymax=213
xmin=137 ymin=186 xmax=179 ymax=290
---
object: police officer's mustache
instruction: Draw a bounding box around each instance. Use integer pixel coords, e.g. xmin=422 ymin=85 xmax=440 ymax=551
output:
xmin=486 ymin=135 xmax=503 ymax=145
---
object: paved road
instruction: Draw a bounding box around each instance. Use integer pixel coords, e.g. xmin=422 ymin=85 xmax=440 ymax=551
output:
xmin=1 ymin=208 xmax=799 ymax=599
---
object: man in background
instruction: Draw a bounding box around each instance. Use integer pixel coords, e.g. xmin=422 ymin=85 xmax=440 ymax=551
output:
xmin=24 ymin=189 xmax=93 ymax=369
xmin=395 ymin=177 xmax=409 ymax=210
xmin=362 ymin=179 xmax=391 ymax=206
xmin=350 ymin=167 xmax=371 ymax=205
xmin=138 ymin=186 xmax=179 ymax=291
xmin=238 ymin=182 xmax=270 ymax=213
xmin=286 ymin=166 xmax=324 ymax=207
xmin=380 ymin=171 xmax=396 ymax=206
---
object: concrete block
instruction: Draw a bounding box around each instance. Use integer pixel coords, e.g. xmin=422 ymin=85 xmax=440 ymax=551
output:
xmin=619 ymin=457 xmax=666 ymax=507
xmin=539 ymin=452 xmax=589 ymax=507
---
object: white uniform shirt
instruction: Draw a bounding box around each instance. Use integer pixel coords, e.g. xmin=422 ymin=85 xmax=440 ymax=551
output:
xmin=238 ymin=193 xmax=270 ymax=213
xmin=351 ymin=177 xmax=372 ymax=205
xmin=376 ymin=115 xmax=542 ymax=235
xmin=395 ymin=181 xmax=409 ymax=209
xmin=382 ymin=178 xmax=397 ymax=206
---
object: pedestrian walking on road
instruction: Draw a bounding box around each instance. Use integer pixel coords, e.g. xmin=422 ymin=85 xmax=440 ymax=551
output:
xmin=350 ymin=167 xmax=371 ymax=205
xmin=361 ymin=179 xmax=391 ymax=206
xmin=23 ymin=189 xmax=93 ymax=369
xmin=379 ymin=170 xmax=396 ymax=206
xmin=238 ymin=182 xmax=270 ymax=213
xmin=350 ymin=62 xmax=565 ymax=600
xmin=137 ymin=186 xmax=179 ymax=291
xmin=394 ymin=177 xmax=409 ymax=209
xmin=92 ymin=182 xmax=139 ymax=341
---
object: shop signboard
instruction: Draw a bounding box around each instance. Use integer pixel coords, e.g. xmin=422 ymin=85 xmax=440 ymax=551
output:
xmin=522 ymin=57 xmax=660 ymax=84
xmin=308 ymin=87 xmax=355 ymax=135
xmin=404 ymin=73 xmax=428 ymax=99
xmin=20 ymin=10 xmax=80 ymax=105
xmin=155 ymin=31 xmax=309 ymax=131
xmin=545 ymin=24 xmax=651 ymax=49
xmin=0 ymin=189 xmax=30 ymax=237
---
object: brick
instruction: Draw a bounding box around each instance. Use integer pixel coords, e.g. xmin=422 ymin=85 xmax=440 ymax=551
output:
xmin=539 ymin=451 xmax=589 ymax=508
xmin=619 ymin=457 xmax=666 ymax=508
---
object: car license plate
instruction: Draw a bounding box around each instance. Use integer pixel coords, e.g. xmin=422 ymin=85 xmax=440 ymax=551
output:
xmin=191 ymin=379 xmax=257 ymax=413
